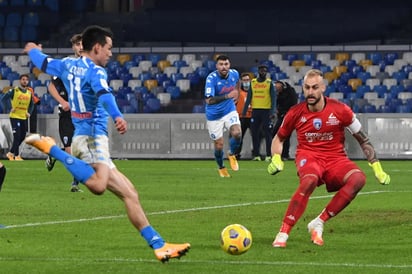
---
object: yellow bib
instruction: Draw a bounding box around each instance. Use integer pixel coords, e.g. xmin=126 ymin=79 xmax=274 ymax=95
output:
xmin=251 ymin=79 xmax=272 ymax=109
xmin=10 ymin=88 xmax=32 ymax=120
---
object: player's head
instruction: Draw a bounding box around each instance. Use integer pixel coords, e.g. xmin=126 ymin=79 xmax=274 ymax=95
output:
xmin=240 ymin=72 xmax=251 ymax=91
xmin=302 ymin=69 xmax=326 ymax=107
xmin=215 ymin=55 xmax=231 ymax=78
xmin=274 ymin=80 xmax=287 ymax=93
xmin=257 ymin=65 xmax=268 ymax=79
xmin=81 ymin=25 xmax=113 ymax=67
xmin=70 ymin=33 xmax=83 ymax=57
xmin=19 ymin=74 xmax=30 ymax=88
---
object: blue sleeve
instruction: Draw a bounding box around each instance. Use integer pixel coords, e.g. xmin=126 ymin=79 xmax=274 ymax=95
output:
xmin=28 ymin=48 xmax=63 ymax=77
xmin=98 ymin=92 xmax=123 ymax=121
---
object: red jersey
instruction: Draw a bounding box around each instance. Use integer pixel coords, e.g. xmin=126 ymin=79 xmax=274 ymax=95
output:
xmin=278 ymin=97 xmax=354 ymax=158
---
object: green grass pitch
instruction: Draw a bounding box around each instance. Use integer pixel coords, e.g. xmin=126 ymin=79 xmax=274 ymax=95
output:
xmin=0 ymin=159 xmax=411 ymax=273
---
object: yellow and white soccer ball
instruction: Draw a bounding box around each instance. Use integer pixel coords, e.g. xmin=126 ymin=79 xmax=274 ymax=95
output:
xmin=220 ymin=224 xmax=252 ymax=255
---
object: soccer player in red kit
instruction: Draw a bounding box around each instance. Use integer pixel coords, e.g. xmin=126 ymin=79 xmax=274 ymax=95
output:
xmin=268 ymin=69 xmax=390 ymax=248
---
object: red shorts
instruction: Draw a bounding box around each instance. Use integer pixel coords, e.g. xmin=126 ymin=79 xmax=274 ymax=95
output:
xmin=295 ymin=152 xmax=364 ymax=192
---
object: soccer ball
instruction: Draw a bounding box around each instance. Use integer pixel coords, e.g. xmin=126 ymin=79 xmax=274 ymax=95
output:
xmin=220 ymin=224 xmax=252 ymax=255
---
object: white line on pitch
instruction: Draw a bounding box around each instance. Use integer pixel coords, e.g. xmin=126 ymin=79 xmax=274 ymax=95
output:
xmin=0 ymin=190 xmax=391 ymax=229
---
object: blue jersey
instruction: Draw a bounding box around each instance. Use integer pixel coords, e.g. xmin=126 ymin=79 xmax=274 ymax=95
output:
xmin=204 ymin=69 xmax=239 ymax=121
xmin=28 ymin=49 xmax=122 ymax=137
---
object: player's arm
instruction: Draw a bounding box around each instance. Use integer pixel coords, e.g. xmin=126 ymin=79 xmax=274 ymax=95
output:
xmin=267 ymin=134 xmax=285 ymax=175
xmin=48 ymin=81 xmax=69 ymax=110
xmin=24 ymin=45 xmax=63 ymax=76
xmin=347 ymin=117 xmax=390 ymax=185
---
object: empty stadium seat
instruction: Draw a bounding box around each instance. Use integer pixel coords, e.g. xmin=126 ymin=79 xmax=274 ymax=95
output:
xmin=179 ymin=66 xmax=194 ymax=77
xmin=335 ymin=52 xmax=350 ymax=64
xmin=332 ymin=65 xmax=348 ymax=77
xmin=348 ymin=78 xmax=362 ymax=91
xmin=157 ymin=92 xmax=171 ymax=106
xmin=129 ymin=66 xmax=142 ymax=78
xmin=268 ymin=53 xmax=282 ymax=64
xmin=138 ymin=60 xmax=152 ymax=72
xmin=34 ymin=86 xmax=48 ymax=97
xmin=329 ymin=92 xmax=344 ymax=100
xmin=366 ymin=65 xmax=380 ymax=77
xmin=176 ymin=79 xmax=191 ymax=93
xmin=182 ymin=54 xmax=196 ymax=64
xmin=143 ymin=79 xmax=158 ymax=90
xmin=166 ymin=54 xmax=180 ymax=65
xmin=189 ymin=60 xmax=203 ymax=71
xmin=382 ymin=78 xmax=397 ymax=89
xmin=157 ymin=60 xmax=171 ymax=72
xmin=116 ymin=54 xmax=131 ymax=65
xmin=359 ymin=59 xmax=373 ymax=70
xmin=316 ymin=53 xmax=331 ymax=64
xmin=164 ymin=66 xmax=178 ymax=78
xmin=109 ymin=79 xmax=124 ymax=91
xmin=351 ymin=53 xmax=366 ymax=64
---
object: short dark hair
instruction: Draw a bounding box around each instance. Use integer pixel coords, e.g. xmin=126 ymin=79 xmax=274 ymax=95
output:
xmin=19 ymin=74 xmax=29 ymax=80
xmin=215 ymin=54 xmax=230 ymax=62
xmin=258 ymin=64 xmax=268 ymax=70
xmin=81 ymin=25 xmax=113 ymax=52
xmin=70 ymin=34 xmax=82 ymax=45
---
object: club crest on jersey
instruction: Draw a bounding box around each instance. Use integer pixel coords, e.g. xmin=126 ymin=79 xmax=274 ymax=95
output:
xmin=313 ymin=118 xmax=322 ymax=130
xmin=299 ymin=159 xmax=307 ymax=167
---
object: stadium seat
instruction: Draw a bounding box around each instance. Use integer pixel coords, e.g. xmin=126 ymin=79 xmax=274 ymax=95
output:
xmin=291 ymin=60 xmax=305 ymax=70
xmin=348 ymin=78 xmax=362 ymax=91
xmin=171 ymin=72 xmax=184 ymax=84
xmin=164 ymin=66 xmax=178 ymax=78
xmin=138 ymin=72 xmax=152 ymax=82
xmin=316 ymin=53 xmax=331 ymax=64
xmin=37 ymin=73 xmax=51 ymax=84
xmin=179 ymin=66 xmax=194 ymax=77
xmin=332 ymin=65 xmax=347 ymax=77
xmin=356 ymin=71 xmax=371 ymax=83
xmin=148 ymin=54 xmax=161 ymax=65
xmin=268 ymin=53 xmax=282 ymax=64
xmin=109 ymin=79 xmax=124 ymax=91
xmin=359 ymin=59 xmax=373 ymax=70
xmin=329 ymin=92 xmax=344 ymax=100
xmin=116 ymin=54 xmax=131 ymax=65
xmin=3 ymin=26 xmax=19 ymax=42
xmin=384 ymin=65 xmax=398 ymax=77
xmin=23 ymin=12 xmax=40 ymax=27
xmin=351 ymin=53 xmax=366 ymax=64
xmin=166 ymin=86 xmax=181 ymax=99
xmin=335 ymin=52 xmax=350 ymax=64
xmin=395 ymin=104 xmax=412 ymax=113
xmin=189 ymin=60 xmax=203 ymax=71
xmin=6 ymin=13 xmax=22 ymax=27
xmin=398 ymin=91 xmax=412 ymax=102
xmin=34 ymin=86 xmax=48 ymax=98
xmin=0 ymin=80 xmax=11 ymax=90
xmin=157 ymin=92 xmax=171 ymax=106
xmin=368 ymin=53 xmax=382 ymax=65
xmin=144 ymin=79 xmax=158 ymax=90
xmin=375 ymin=72 xmax=390 ymax=83
xmin=384 ymin=53 xmax=398 ymax=65
xmin=366 ymin=65 xmax=380 ymax=77
xmin=362 ymin=104 xmax=377 ymax=113
xmin=192 ymin=104 xmax=205 ymax=113
xmin=176 ymin=79 xmax=191 ymax=93
xmin=392 ymin=71 xmax=407 ymax=84
xmin=145 ymin=98 xmax=161 ymax=113
xmin=129 ymin=66 xmax=142 ymax=78
xmin=182 ymin=54 xmax=196 ymax=65
xmin=157 ymin=60 xmax=171 ymax=72
xmin=138 ymin=60 xmax=152 ymax=72
xmin=382 ymin=78 xmax=397 ymax=90
xmin=373 ymin=85 xmax=389 ymax=98
xmin=166 ymin=54 xmax=180 ymax=65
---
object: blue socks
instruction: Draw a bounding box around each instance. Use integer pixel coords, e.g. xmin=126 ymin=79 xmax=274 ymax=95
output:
xmin=214 ymin=149 xmax=224 ymax=168
xmin=229 ymin=137 xmax=241 ymax=155
xmin=50 ymin=146 xmax=95 ymax=183
xmin=140 ymin=226 xmax=165 ymax=249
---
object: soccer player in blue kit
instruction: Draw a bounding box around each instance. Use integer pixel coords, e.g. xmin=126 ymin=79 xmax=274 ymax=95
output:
xmin=205 ymin=55 xmax=242 ymax=178
xmin=23 ymin=25 xmax=190 ymax=262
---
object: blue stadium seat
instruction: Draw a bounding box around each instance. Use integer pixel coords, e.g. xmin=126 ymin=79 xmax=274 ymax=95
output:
xmin=384 ymin=53 xmax=398 ymax=65
xmin=20 ymin=25 xmax=37 ymax=41
xmin=374 ymin=85 xmax=388 ymax=98
xmin=145 ymin=98 xmax=161 ymax=113
xmin=132 ymin=53 xmax=145 ymax=64
xmin=10 ymin=0 xmax=25 ymax=6
xmin=356 ymin=85 xmax=371 ymax=98
xmin=23 ymin=12 xmax=39 ymax=26
xmin=378 ymin=105 xmax=392 ymax=113
xmin=362 ymin=104 xmax=376 ymax=113
xmin=44 ymin=0 xmax=59 ymax=11
xmin=166 ymin=86 xmax=181 ymax=99
xmin=0 ymin=13 xmax=5 ymax=28
xmin=27 ymin=0 xmax=44 ymax=8
xmin=396 ymin=104 xmax=412 ymax=113
xmin=192 ymin=104 xmax=205 ymax=113
xmin=148 ymin=54 xmax=161 ymax=65
xmin=122 ymin=105 xmax=136 ymax=113
xmin=392 ymin=71 xmax=406 ymax=84
xmin=356 ymin=71 xmax=371 ymax=83
xmin=196 ymin=67 xmax=209 ymax=79
xmin=368 ymin=52 xmax=382 ymax=65
xmin=6 ymin=13 xmax=22 ymax=27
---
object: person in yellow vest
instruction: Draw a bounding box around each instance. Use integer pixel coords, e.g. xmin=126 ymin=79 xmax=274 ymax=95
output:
xmin=234 ymin=72 xmax=252 ymax=159
xmin=1 ymin=74 xmax=34 ymax=161
xmin=242 ymin=65 xmax=277 ymax=161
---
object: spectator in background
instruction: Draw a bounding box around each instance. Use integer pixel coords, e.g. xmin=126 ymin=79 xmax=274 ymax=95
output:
xmin=204 ymin=55 xmax=241 ymax=178
xmin=242 ymin=65 xmax=277 ymax=162
xmin=45 ymin=33 xmax=83 ymax=192
xmin=1 ymin=74 xmax=34 ymax=161
xmin=233 ymin=72 xmax=252 ymax=159
xmin=272 ymin=80 xmax=298 ymax=160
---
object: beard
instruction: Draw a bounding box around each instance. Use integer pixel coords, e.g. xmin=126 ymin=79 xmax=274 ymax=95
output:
xmin=306 ymin=95 xmax=321 ymax=106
